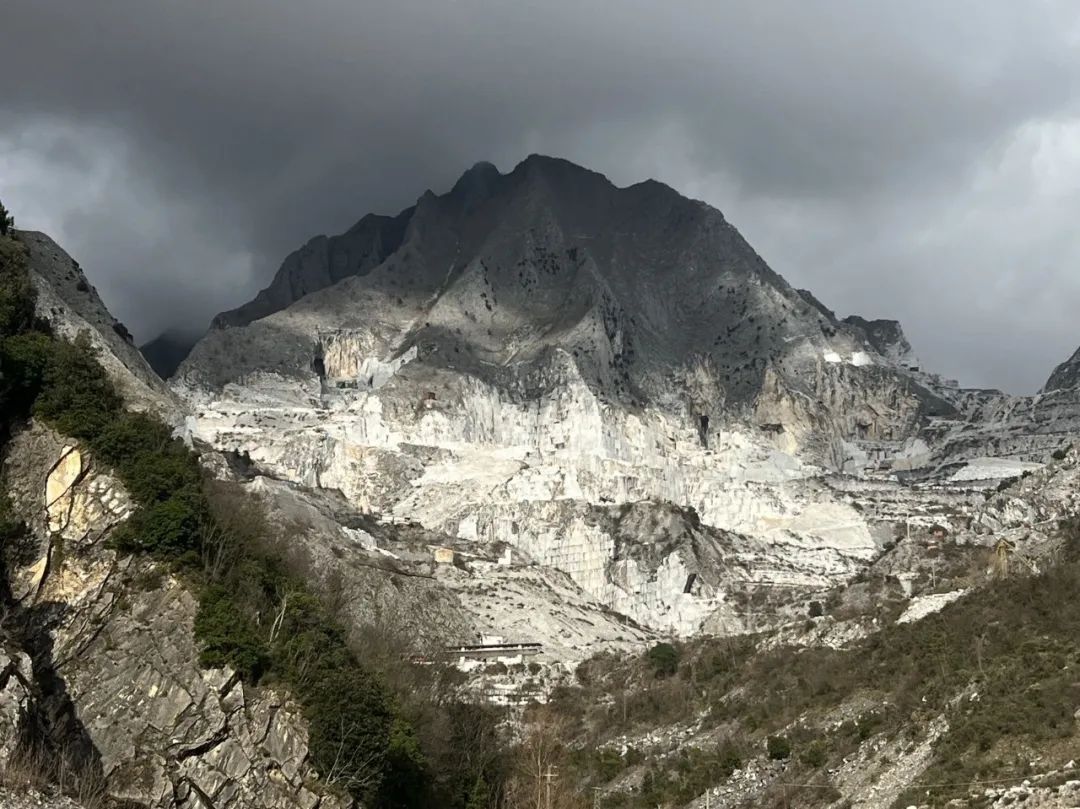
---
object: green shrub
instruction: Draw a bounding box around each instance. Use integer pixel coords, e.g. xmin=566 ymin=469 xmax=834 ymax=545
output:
xmin=799 ymin=741 xmax=827 ymax=768
xmin=32 ymin=334 xmax=122 ymax=440
xmin=647 ymin=642 xmax=679 ymax=678
xmin=113 ymin=497 xmax=202 ymax=555
xmin=380 ymin=717 xmax=431 ymax=807
xmin=92 ymin=411 xmax=174 ymax=469
xmin=303 ymin=666 xmax=395 ymax=799
xmin=119 ymin=448 xmax=202 ymax=505
xmin=194 ymin=585 xmax=269 ymax=682
xmin=0 ymin=331 xmax=52 ymax=414
xmin=0 ymin=236 xmax=34 ymax=337
xmin=767 ymin=734 xmax=791 ymax=760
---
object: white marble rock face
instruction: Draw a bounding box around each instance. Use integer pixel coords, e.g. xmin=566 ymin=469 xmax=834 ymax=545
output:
xmin=171 ymin=157 xmax=1052 ymax=652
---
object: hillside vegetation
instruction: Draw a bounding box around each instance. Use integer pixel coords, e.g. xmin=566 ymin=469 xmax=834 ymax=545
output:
xmin=535 ymin=524 xmax=1080 ymax=808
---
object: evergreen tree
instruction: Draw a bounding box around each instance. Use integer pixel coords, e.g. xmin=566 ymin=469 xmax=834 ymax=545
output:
xmin=0 ymin=199 xmax=12 ymax=237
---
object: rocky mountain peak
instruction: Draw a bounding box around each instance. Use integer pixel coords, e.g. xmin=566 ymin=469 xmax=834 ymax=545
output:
xmin=450 ymin=159 xmax=501 ymax=199
xmin=210 ymin=205 xmax=414 ymax=330
xmin=185 ymin=156 xmax=959 ymax=461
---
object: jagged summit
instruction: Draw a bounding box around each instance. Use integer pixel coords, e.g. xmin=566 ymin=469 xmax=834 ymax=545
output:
xmin=211 ymin=206 xmax=414 ymax=329
xmin=450 ymin=160 xmax=501 ymax=196
xmin=184 ymin=154 xmax=954 ymax=456
xmin=211 ymin=156 xmax=688 ymax=332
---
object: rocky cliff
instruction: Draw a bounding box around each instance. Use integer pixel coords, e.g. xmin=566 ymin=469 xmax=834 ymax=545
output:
xmin=0 ymin=426 xmax=345 ymax=809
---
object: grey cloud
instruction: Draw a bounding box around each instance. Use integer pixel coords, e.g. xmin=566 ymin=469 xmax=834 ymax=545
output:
xmin=2 ymin=1 xmax=1080 ymax=391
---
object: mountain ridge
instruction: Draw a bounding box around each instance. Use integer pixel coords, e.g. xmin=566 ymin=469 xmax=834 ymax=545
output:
xmin=182 ymin=155 xmax=958 ymax=463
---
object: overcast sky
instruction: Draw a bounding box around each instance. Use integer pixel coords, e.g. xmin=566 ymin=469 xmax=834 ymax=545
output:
xmin=2 ymin=1 xmax=1079 ymax=392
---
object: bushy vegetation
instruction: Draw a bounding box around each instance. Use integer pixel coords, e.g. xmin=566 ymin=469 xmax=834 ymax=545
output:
xmin=646 ymin=642 xmax=679 ymax=678
xmin=766 ymin=734 xmax=790 ymax=760
xmin=547 ymin=528 xmax=1080 ymax=808
xmin=0 ymin=213 xmax=506 ymax=808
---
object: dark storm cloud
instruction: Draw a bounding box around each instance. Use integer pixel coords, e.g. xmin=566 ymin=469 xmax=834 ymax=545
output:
xmin=2 ymin=1 xmax=1080 ymax=391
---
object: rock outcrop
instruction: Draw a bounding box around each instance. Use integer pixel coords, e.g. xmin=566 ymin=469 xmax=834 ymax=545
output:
xmin=0 ymin=424 xmax=347 ymax=809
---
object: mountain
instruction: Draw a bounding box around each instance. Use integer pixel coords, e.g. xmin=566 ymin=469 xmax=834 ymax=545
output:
xmin=170 ymin=158 xmax=1080 ymax=804
xmin=184 ymin=156 xmax=954 ymax=457
xmin=8 ymin=158 xmax=1080 ymax=807
xmin=169 ymin=156 xmax=1006 ymax=656
xmin=139 ymin=327 xmax=201 ymax=379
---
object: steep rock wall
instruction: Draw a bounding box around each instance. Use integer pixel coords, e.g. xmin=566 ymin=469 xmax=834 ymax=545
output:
xmin=0 ymin=423 xmax=347 ymax=809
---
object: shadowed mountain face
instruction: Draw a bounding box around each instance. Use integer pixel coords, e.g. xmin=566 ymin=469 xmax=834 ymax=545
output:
xmin=139 ymin=328 xmax=201 ymax=379
xmin=186 ymin=155 xmax=953 ymax=451
xmin=212 ymin=206 xmax=415 ymax=329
